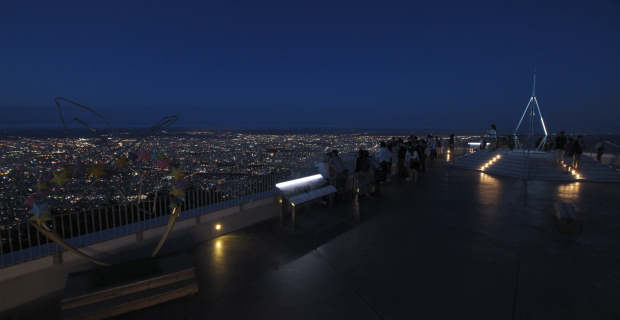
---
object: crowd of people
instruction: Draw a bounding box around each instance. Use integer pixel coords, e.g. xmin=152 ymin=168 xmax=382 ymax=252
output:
xmin=552 ymin=131 xmax=588 ymax=169
xmin=480 ymin=123 xmax=606 ymax=170
xmin=321 ymin=134 xmax=454 ymax=198
xmin=320 ymin=129 xmax=607 ymax=200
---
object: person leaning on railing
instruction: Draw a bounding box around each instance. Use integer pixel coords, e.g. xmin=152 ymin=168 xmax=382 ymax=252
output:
xmin=327 ymin=150 xmax=348 ymax=196
xmin=572 ymin=136 xmax=585 ymax=169
xmin=554 ymin=131 xmax=567 ymax=166
xmin=355 ymin=149 xmax=374 ymax=197
xmin=486 ymin=124 xmax=498 ymax=151
xmin=595 ymin=138 xmax=605 ymax=162
xmin=376 ymin=142 xmax=392 ymax=183
xmin=405 ymin=147 xmax=419 ymax=183
xmin=449 ymin=133 xmax=455 ymax=155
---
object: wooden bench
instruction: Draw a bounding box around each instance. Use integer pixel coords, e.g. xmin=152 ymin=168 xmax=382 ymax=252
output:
xmin=276 ymin=174 xmax=337 ymax=229
xmin=61 ymin=253 xmax=198 ymax=320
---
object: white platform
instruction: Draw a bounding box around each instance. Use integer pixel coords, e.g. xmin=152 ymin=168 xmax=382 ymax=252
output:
xmin=450 ymin=150 xmax=620 ymax=182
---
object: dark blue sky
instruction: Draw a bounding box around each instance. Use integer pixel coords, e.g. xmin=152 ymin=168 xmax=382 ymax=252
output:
xmin=2 ymin=0 xmax=619 ymax=132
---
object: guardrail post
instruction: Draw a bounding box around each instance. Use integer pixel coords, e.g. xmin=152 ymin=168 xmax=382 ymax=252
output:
xmin=353 ymin=188 xmax=361 ymax=223
xmin=279 ymin=196 xmax=285 ymax=226
xmin=291 ymin=204 xmax=296 ymax=231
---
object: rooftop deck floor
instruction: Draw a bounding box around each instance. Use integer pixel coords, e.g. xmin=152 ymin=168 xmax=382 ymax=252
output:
xmin=8 ymin=164 xmax=620 ymax=319
xmin=121 ymin=165 xmax=620 ymax=319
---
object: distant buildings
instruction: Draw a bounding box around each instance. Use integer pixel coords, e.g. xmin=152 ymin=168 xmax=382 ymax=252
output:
xmin=0 ymin=131 xmax=389 ymax=226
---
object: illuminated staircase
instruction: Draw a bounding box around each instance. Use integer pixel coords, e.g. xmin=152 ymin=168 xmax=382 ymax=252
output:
xmin=450 ymin=150 xmax=620 ymax=182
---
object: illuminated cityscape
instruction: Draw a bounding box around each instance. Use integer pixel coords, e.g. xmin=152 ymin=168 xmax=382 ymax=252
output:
xmin=0 ymin=130 xmax=400 ymax=227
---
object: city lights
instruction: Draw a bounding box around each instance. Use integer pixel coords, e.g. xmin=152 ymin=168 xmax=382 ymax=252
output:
xmin=1 ymin=131 xmax=460 ymax=228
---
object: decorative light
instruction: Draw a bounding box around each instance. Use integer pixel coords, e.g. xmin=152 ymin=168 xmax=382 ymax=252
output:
xmin=275 ymin=174 xmax=323 ymax=190
xmin=480 ymin=154 xmax=502 ymax=172
xmin=215 ymin=224 xmax=222 ymax=231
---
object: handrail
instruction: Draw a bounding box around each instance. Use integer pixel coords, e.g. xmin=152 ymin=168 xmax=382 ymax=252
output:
xmin=0 ymin=173 xmax=278 ymax=269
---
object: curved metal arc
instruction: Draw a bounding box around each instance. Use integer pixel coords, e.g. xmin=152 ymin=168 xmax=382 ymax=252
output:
xmin=121 ymin=115 xmax=179 ymax=151
xmin=54 ymin=97 xmax=112 ymax=131
xmin=151 ymin=207 xmax=180 ymax=257
xmin=151 ymin=115 xmax=179 ymax=132
xmin=30 ymin=221 xmax=110 ymax=266
xmin=54 ymin=97 xmax=119 ymax=158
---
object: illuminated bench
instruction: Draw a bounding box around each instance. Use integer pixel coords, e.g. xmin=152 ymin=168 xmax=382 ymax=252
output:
xmin=276 ymin=174 xmax=337 ymax=229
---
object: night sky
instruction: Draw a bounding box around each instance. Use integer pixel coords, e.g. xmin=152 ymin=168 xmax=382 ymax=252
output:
xmin=2 ymin=0 xmax=619 ymax=133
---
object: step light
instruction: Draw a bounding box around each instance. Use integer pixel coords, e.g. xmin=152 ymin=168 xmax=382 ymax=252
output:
xmin=479 ymin=154 xmax=501 ymax=172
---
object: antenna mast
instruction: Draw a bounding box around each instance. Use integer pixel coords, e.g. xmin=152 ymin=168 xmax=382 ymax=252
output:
xmin=513 ymin=70 xmax=548 ymax=150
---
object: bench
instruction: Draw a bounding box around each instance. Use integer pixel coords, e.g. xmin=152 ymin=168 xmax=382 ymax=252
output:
xmin=61 ymin=253 xmax=198 ymax=320
xmin=276 ymin=174 xmax=337 ymax=229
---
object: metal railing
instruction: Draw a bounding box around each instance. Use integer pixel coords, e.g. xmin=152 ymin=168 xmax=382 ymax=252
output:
xmin=0 ymin=173 xmax=278 ymax=268
xmin=0 ymin=138 xmax=471 ymax=269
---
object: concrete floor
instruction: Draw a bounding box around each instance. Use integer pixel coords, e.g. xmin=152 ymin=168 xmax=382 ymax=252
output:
xmin=6 ymin=164 xmax=620 ymax=319
xmin=114 ymin=165 xmax=620 ymax=320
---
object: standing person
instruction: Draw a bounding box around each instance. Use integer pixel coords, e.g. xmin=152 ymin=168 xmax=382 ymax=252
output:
xmin=405 ymin=147 xmax=420 ymax=182
xmin=595 ymin=138 xmax=605 ymax=162
xmin=407 ymin=135 xmax=415 ymax=145
xmin=417 ymin=138 xmax=427 ymax=173
xmin=325 ymin=151 xmax=336 ymax=183
xmin=573 ymin=136 xmax=585 ymax=169
xmin=397 ymin=139 xmax=407 ymax=180
xmin=448 ymin=133 xmax=455 ymax=155
xmin=390 ymin=141 xmax=399 ymax=180
xmin=565 ymin=137 xmax=575 ymax=164
xmin=355 ymin=149 xmax=372 ymax=196
xmin=544 ymin=138 xmax=553 ymax=152
xmin=376 ymin=141 xmax=392 ymax=183
xmin=429 ymin=135 xmax=437 ymax=168
xmin=487 ymin=124 xmax=498 ymax=150
xmin=321 ymin=152 xmax=333 ymax=181
xmin=329 ymin=150 xmax=347 ymax=194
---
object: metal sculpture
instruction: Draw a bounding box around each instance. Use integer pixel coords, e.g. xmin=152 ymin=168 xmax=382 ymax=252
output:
xmin=22 ymin=98 xmax=186 ymax=265
xmin=513 ymin=71 xmax=549 ymax=150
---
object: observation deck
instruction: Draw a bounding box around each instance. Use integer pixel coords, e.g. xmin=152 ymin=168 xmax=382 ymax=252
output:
xmin=3 ymin=156 xmax=620 ymax=319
